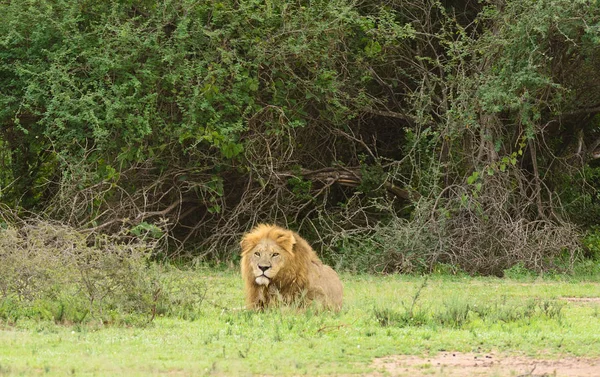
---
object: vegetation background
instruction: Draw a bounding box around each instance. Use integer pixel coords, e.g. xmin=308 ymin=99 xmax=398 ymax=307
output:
xmin=2 ymin=0 xmax=600 ymax=275
xmin=2 ymin=2 xmax=600 ymax=375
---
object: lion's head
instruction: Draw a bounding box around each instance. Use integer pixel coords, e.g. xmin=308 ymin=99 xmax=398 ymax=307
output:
xmin=240 ymin=224 xmax=343 ymax=311
xmin=246 ymin=238 xmax=289 ymax=286
xmin=241 ymin=224 xmax=299 ymax=287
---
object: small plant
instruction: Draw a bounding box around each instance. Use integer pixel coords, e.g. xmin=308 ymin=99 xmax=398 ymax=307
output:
xmin=538 ymin=299 xmax=566 ymax=320
xmin=434 ymin=301 xmax=472 ymax=328
xmin=374 ymin=306 xmax=430 ymax=328
xmin=503 ymin=263 xmax=534 ymax=279
xmin=374 ymin=278 xmax=430 ymax=327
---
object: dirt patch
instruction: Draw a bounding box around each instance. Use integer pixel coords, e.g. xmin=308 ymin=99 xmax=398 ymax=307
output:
xmin=373 ymin=352 xmax=600 ymax=377
xmin=561 ymin=297 xmax=600 ymax=303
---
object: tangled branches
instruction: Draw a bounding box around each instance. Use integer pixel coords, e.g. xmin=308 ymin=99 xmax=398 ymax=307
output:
xmin=342 ymin=170 xmax=580 ymax=275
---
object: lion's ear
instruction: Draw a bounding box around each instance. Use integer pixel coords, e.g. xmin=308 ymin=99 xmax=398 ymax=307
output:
xmin=240 ymin=234 xmax=257 ymax=256
xmin=275 ymin=231 xmax=296 ymax=256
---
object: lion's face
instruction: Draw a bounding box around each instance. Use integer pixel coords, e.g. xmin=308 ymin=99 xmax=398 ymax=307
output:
xmin=248 ymin=239 xmax=287 ymax=286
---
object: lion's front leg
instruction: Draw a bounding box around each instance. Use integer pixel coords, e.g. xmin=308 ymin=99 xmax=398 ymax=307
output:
xmin=246 ymin=284 xmax=270 ymax=310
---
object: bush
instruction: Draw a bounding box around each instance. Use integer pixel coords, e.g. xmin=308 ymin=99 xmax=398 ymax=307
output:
xmin=0 ymin=216 xmax=205 ymax=325
xmin=582 ymin=228 xmax=600 ymax=260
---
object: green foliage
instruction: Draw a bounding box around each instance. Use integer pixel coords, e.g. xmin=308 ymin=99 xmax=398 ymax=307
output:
xmin=287 ymin=176 xmax=314 ymax=202
xmin=503 ymin=262 xmax=535 ymax=280
xmin=0 ymin=0 xmax=412 ymax=208
xmin=582 ymin=228 xmax=600 ymax=260
xmin=129 ymin=221 xmax=164 ymax=239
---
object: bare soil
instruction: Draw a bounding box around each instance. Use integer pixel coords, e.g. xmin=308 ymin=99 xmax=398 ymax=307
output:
xmin=560 ymin=297 xmax=600 ymax=303
xmin=372 ymin=352 xmax=600 ymax=377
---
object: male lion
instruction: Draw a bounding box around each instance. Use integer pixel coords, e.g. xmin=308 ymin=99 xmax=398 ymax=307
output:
xmin=240 ymin=224 xmax=343 ymax=311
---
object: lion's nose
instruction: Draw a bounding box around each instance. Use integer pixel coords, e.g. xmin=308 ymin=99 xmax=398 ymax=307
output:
xmin=258 ymin=265 xmax=270 ymax=272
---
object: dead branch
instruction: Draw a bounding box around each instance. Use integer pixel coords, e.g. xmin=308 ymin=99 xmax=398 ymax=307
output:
xmin=275 ymin=167 xmax=421 ymax=202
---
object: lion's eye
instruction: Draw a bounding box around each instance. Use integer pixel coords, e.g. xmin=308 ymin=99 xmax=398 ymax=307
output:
xmin=254 ymin=252 xmax=260 ymax=257
xmin=272 ymin=252 xmax=280 ymax=257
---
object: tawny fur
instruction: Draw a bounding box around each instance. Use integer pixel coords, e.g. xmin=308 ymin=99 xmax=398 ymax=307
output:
xmin=240 ymin=224 xmax=343 ymax=311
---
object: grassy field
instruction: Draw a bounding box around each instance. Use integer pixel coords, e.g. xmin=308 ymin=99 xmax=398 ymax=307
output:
xmin=1 ymin=269 xmax=600 ymax=376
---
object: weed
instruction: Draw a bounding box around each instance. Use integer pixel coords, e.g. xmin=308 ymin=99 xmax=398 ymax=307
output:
xmin=503 ymin=263 xmax=535 ymax=279
xmin=374 ymin=306 xmax=429 ymax=327
xmin=374 ymin=277 xmax=430 ymax=327
xmin=538 ymin=300 xmax=566 ymax=320
xmin=273 ymin=325 xmax=283 ymax=342
xmin=434 ymin=300 xmax=472 ymax=328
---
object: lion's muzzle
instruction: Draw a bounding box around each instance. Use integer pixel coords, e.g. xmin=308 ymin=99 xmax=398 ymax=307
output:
xmin=255 ymin=276 xmax=270 ymax=286
xmin=255 ymin=265 xmax=272 ymax=285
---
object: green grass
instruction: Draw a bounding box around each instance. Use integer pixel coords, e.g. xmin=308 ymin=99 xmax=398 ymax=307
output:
xmin=1 ymin=270 xmax=600 ymax=376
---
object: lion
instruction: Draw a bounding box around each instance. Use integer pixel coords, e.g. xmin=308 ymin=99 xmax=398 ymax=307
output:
xmin=240 ymin=224 xmax=343 ymax=311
